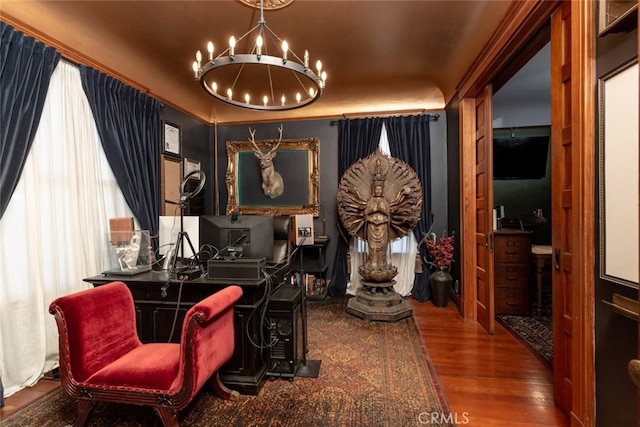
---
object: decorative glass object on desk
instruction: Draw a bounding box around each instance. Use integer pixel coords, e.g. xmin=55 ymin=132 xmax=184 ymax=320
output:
xmin=102 ymin=230 xmax=153 ymax=275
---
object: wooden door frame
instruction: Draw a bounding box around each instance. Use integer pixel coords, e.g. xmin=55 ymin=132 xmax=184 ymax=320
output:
xmin=456 ymin=1 xmax=595 ymax=425
xmin=568 ymin=2 xmax=596 ymax=425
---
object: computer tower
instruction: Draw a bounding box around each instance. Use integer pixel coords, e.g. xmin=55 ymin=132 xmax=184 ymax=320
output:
xmin=266 ymin=285 xmax=303 ymax=379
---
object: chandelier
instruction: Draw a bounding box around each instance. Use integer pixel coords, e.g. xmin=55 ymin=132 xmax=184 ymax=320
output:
xmin=191 ymin=0 xmax=327 ymax=111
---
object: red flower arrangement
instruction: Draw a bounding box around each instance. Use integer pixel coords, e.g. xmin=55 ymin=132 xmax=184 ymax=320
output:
xmin=421 ymin=231 xmax=455 ymax=271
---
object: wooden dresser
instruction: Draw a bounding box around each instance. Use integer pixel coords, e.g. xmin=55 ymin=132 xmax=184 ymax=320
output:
xmin=494 ymin=229 xmax=533 ymax=315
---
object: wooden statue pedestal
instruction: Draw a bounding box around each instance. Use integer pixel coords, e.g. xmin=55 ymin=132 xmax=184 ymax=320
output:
xmin=347 ymin=281 xmax=413 ymax=322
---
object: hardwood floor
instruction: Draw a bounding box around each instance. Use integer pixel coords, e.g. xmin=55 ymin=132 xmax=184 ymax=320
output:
xmin=2 ymin=297 xmax=569 ymax=426
xmin=411 ymin=297 xmax=569 ymax=426
xmin=0 ymin=375 xmax=59 ymax=420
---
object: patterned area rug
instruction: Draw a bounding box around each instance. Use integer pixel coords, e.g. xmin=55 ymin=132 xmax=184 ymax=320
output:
xmin=497 ymin=292 xmax=553 ymax=367
xmin=3 ymin=297 xmax=453 ymax=426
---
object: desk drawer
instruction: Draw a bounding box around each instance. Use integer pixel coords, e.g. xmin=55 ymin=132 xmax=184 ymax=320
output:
xmin=495 ymin=235 xmax=531 ymax=263
xmin=495 ymin=263 xmax=530 ymax=288
xmin=495 ymin=288 xmax=531 ymax=315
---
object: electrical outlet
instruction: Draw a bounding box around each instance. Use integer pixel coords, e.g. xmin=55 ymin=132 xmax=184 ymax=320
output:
xmin=298 ymin=227 xmax=312 ymax=237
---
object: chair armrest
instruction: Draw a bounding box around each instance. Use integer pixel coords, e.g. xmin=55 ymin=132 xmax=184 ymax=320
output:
xmin=190 ymin=285 xmax=243 ymax=326
xmin=173 ymin=285 xmax=243 ymax=401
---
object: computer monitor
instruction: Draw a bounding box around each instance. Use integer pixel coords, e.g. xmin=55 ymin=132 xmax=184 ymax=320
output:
xmin=199 ymin=214 xmax=274 ymax=261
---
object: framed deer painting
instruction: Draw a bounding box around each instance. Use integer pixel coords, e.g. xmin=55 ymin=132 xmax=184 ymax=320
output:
xmin=226 ymin=128 xmax=319 ymax=216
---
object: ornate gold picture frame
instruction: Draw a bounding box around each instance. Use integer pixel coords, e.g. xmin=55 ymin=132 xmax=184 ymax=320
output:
xmin=226 ymin=137 xmax=320 ymax=216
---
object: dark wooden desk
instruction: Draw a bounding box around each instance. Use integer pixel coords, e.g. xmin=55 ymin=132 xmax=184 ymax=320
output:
xmin=84 ymin=270 xmax=277 ymax=395
xmin=531 ymin=245 xmax=552 ymax=320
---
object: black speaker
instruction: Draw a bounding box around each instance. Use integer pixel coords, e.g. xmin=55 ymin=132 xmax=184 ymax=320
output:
xmin=266 ymin=285 xmax=303 ymax=379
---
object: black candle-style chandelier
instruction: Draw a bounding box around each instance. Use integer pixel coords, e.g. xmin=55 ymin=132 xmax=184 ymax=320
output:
xmin=191 ymin=0 xmax=327 ymax=111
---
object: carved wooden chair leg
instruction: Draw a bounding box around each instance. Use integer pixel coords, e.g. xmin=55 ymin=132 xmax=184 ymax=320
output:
xmin=74 ymin=399 xmax=95 ymax=427
xmin=210 ymin=373 xmax=240 ymax=401
xmin=154 ymin=407 xmax=179 ymax=427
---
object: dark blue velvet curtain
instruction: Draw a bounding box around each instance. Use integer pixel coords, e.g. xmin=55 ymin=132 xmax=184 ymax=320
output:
xmin=328 ymin=118 xmax=383 ymax=296
xmin=0 ymin=22 xmax=60 ymax=219
xmin=386 ymin=114 xmax=433 ymax=302
xmin=79 ymin=66 xmax=161 ymax=237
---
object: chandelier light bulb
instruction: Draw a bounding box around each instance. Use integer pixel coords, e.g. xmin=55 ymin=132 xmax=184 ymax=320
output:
xmin=263 ymin=95 xmax=268 ymax=106
xmin=296 ymin=92 xmax=302 ymax=103
xmin=316 ymin=59 xmax=322 ymax=74
xmin=282 ymin=40 xmax=288 ymax=61
xmin=256 ymin=35 xmax=263 ymax=57
xmin=309 ymin=87 xmax=315 ymax=97
xmin=227 ymin=88 xmax=232 ymax=100
xmin=207 ymin=41 xmax=214 ymax=60
xmin=211 ymin=82 xmax=217 ymax=93
xmin=304 ymin=50 xmax=309 ymax=68
xmin=196 ymin=50 xmax=202 ymax=70
xmin=281 ymin=94 xmax=286 ymax=106
xmin=245 ymin=93 xmax=250 ymax=104
xmin=192 ymin=61 xmax=199 ymax=79
xmin=229 ymin=36 xmax=236 ymax=57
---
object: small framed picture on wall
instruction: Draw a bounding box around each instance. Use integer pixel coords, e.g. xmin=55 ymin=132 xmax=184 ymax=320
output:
xmin=163 ymin=121 xmax=181 ymax=157
xmin=183 ymin=158 xmax=201 ymax=177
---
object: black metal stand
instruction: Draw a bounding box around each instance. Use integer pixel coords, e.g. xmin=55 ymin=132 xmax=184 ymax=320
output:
xmin=168 ymin=169 xmax=206 ymax=278
xmin=169 ymin=198 xmax=200 ymax=277
xmin=295 ymin=248 xmax=321 ymax=378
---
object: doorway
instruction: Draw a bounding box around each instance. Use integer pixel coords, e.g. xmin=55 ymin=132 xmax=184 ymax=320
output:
xmin=457 ymin=1 xmax=596 ymax=422
xmin=492 ymin=42 xmax=553 ymax=369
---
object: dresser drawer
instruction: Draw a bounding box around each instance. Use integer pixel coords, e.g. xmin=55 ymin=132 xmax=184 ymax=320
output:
xmin=495 ymin=234 xmax=531 ymax=263
xmin=494 ymin=263 xmax=530 ymax=288
xmin=495 ymin=288 xmax=531 ymax=315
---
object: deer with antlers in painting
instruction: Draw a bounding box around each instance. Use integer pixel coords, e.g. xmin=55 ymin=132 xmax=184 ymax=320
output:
xmin=248 ymin=125 xmax=285 ymax=199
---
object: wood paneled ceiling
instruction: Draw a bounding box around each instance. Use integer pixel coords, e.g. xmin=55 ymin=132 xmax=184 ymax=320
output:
xmin=0 ymin=0 xmax=512 ymax=124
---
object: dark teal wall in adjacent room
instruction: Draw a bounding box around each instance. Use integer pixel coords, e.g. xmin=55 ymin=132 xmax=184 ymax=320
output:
xmin=493 ymin=152 xmax=551 ymax=246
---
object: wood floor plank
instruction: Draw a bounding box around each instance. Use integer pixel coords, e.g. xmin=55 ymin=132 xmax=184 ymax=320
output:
xmin=410 ymin=297 xmax=569 ymax=427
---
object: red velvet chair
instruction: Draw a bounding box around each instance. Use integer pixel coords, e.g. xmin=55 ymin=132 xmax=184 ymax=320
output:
xmin=49 ymin=281 xmax=243 ymax=427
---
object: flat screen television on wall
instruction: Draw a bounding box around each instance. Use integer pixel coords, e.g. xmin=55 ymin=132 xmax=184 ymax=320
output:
xmin=493 ymin=136 xmax=550 ymax=180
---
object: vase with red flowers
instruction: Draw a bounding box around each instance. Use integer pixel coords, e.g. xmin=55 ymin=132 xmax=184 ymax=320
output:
xmin=421 ymin=230 xmax=455 ymax=307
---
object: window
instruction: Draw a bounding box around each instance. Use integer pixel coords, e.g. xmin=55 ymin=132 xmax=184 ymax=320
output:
xmin=347 ymin=124 xmax=417 ymax=297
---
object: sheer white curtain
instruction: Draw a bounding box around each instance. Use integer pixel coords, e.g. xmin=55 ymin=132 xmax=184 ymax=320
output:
xmin=346 ymin=124 xmax=417 ymax=297
xmin=0 ymin=61 xmax=134 ymax=396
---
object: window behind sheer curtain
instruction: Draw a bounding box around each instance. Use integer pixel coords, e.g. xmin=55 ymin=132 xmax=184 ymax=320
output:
xmin=347 ymin=124 xmax=418 ymax=297
xmin=0 ymin=60 xmax=134 ymax=396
